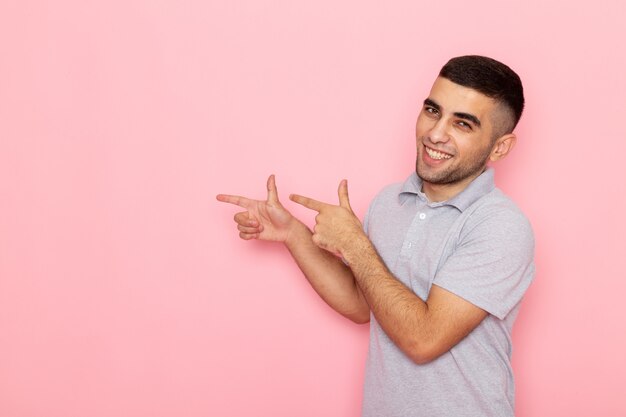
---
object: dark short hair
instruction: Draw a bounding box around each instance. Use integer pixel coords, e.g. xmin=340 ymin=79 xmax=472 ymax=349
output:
xmin=439 ymin=55 xmax=525 ymax=133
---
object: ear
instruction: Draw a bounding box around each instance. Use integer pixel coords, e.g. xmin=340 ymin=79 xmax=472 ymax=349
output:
xmin=489 ymin=133 xmax=517 ymax=162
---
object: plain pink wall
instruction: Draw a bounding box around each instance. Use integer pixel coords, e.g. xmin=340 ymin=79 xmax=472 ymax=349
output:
xmin=1 ymin=1 xmax=625 ymax=416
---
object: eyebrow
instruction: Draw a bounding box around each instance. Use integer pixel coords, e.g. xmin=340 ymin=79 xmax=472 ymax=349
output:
xmin=423 ymin=98 xmax=482 ymax=128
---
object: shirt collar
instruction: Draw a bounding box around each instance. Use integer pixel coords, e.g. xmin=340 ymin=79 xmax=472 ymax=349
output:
xmin=398 ymin=168 xmax=496 ymax=211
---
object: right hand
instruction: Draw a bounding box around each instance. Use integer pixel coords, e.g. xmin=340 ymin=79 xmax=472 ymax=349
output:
xmin=216 ymin=175 xmax=296 ymax=242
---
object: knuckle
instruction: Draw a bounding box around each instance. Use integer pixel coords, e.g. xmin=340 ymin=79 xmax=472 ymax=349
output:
xmin=240 ymin=232 xmax=258 ymax=240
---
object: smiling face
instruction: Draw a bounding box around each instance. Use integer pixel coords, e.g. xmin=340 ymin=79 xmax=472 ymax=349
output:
xmin=415 ymin=77 xmax=516 ymax=201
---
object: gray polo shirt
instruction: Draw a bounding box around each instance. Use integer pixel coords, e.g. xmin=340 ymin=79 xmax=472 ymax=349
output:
xmin=361 ymin=168 xmax=535 ymax=417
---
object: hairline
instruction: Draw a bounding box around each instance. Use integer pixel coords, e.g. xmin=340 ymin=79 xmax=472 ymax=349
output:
xmin=436 ymin=75 xmax=517 ymax=139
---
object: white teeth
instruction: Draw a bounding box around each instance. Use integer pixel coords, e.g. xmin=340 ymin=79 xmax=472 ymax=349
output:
xmin=425 ymin=147 xmax=452 ymax=160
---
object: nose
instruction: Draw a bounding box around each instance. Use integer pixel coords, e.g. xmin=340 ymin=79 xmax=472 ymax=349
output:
xmin=427 ymin=119 xmax=449 ymax=144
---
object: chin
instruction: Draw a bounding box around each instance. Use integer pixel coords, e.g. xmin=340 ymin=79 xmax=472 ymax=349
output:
xmin=416 ymin=159 xmax=445 ymax=184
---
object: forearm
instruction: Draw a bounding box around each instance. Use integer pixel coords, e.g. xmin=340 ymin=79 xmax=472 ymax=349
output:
xmin=285 ymin=220 xmax=370 ymax=323
xmin=343 ymin=236 xmax=435 ymax=362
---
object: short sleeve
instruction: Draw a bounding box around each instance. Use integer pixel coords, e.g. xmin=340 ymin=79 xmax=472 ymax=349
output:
xmin=433 ymin=206 xmax=535 ymax=320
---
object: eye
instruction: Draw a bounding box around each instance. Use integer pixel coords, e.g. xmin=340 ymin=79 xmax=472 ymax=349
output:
xmin=424 ymin=106 xmax=439 ymax=117
xmin=456 ymin=120 xmax=473 ymax=130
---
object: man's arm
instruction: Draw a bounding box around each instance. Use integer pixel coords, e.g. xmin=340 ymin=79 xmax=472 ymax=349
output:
xmin=216 ymin=175 xmax=370 ymax=323
xmin=284 ymin=223 xmax=370 ymax=323
xmin=344 ymin=237 xmax=487 ymax=364
xmin=291 ymin=180 xmax=488 ymax=364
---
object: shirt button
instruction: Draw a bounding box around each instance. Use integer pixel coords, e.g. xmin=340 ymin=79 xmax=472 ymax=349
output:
xmin=419 ymin=213 xmax=426 ymax=220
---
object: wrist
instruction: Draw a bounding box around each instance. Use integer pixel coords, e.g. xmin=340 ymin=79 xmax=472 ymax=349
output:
xmin=341 ymin=232 xmax=376 ymax=266
xmin=284 ymin=219 xmax=311 ymax=248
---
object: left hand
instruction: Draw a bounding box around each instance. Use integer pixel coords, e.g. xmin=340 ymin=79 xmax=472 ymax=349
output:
xmin=289 ymin=180 xmax=365 ymax=258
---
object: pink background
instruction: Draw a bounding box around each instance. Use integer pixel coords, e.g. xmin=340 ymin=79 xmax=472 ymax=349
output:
xmin=1 ymin=1 xmax=625 ymax=416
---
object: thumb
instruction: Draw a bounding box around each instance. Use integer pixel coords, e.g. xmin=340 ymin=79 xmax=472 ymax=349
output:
xmin=338 ymin=179 xmax=352 ymax=210
xmin=267 ymin=174 xmax=280 ymax=204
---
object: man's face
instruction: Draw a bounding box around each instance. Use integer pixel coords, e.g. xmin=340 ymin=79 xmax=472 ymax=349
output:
xmin=415 ymin=77 xmax=502 ymax=189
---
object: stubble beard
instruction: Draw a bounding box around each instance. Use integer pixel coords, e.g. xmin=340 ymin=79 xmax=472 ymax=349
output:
xmin=415 ymin=141 xmax=493 ymax=185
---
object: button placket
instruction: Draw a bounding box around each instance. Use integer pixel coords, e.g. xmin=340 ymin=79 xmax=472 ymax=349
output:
xmin=400 ymin=210 xmax=424 ymax=258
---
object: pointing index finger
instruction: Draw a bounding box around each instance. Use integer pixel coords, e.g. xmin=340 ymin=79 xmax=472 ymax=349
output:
xmin=216 ymin=194 xmax=252 ymax=208
xmin=289 ymin=194 xmax=326 ymax=212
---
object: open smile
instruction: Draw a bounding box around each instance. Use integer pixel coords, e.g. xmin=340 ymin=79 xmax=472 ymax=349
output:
xmin=424 ymin=146 xmax=453 ymax=160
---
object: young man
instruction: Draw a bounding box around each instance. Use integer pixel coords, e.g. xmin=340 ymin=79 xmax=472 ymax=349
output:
xmin=217 ymin=55 xmax=534 ymax=417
